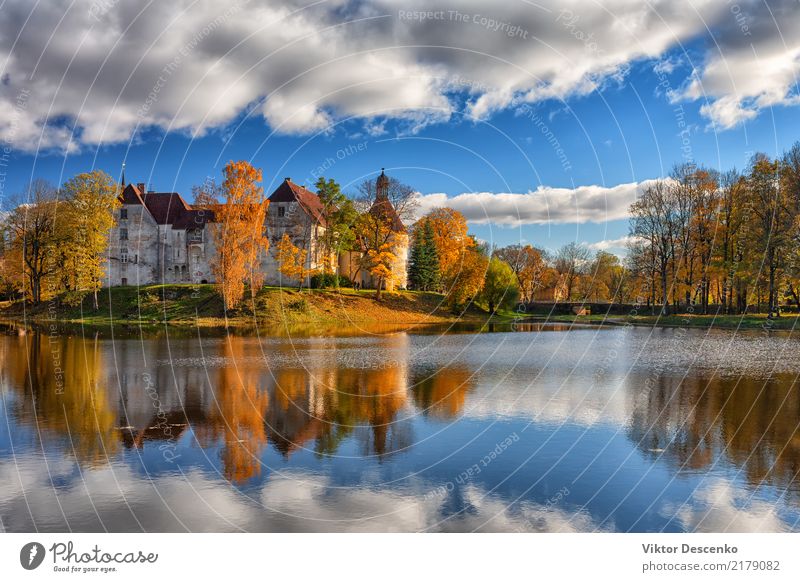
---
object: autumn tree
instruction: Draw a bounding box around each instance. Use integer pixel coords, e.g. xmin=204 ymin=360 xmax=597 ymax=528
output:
xmin=715 ymin=170 xmax=746 ymax=313
xmin=60 ymin=170 xmax=120 ymax=309
xmin=209 ymin=161 xmax=270 ymax=309
xmin=416 ymin=207 xmax=486 ymax=305
xmin=191 ymin=177 xmax=223 ymax=208
xmin=630 ymin=181 xmax=678 ymax=314
xmin=275 ymin=233 xmax=311 ymax=288
xmin=445 ymin=239 xmax=489 ymax=308
xmin=315 ymin=177 xmax=357 ymax=274
xmin=354 ymin=174 xmax=415 ymax=298
xmin=481 ymin=256 xmax=519 ymax=313
xmin=782 ymin=144 xmax=800 ymax=308
xmin=5 ymin=180 xmax=62 ymax=304
xmin=554 ymin=242 xmax=591 ymax=301
xmin=579 ymin=250 xmax=622 ymax=302
xmin=745 ymin=154 xmax=793 ymax=317
xmin=494 ymin=244 xmax=547 ymax=302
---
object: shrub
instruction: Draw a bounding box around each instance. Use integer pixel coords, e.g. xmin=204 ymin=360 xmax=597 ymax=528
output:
xmin=60 ymin=290 xmax=89 ymax=307
xmin=309 ymin=273 xmax=353 ymax=289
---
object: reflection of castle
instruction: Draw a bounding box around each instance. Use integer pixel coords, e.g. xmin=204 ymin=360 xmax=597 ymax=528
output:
xmin=1 ymin=325 xmax=474 ymax=484
xmin=105 ymin=170 xmax=408 ymax=290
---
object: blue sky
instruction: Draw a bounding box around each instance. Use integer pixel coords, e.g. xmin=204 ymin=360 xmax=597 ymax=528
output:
xmin=1 ymin=1 xmax=799 ymax=254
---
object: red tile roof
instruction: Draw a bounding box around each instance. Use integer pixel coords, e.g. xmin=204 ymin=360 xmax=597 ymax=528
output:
xmin=141 ymin=192 xmax=192 ymax=225
xmin=119 ymin=183 xmax=211 ymax=230
xmin=118 ymin=183 xmax=145 ymax=205
xmin=119 ymin=178 xmax=331 ymax=231
xmin=268 ymin=178 xmax=327 ymax=227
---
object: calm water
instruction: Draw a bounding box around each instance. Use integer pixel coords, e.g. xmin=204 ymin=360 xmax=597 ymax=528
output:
xmin=2 ymin=320 xmax=800 ymax=532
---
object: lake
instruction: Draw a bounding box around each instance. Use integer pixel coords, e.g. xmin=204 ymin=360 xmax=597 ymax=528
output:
xmin=1 ymin=320 xmax=800 ymax=532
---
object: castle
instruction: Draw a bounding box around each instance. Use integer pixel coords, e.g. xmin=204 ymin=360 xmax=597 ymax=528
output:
xmin=105 ymin=170 xmax=408 ymax=290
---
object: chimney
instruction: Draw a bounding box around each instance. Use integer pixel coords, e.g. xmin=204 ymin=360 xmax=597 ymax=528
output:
xmin=137 ymin=182 xmax=146 ymax=193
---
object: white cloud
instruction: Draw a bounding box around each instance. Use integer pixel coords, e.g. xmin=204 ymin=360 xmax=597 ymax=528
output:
xmin=588 ymin=235 xmax=641 ymax=251
xmin=0 ymin=0 xmax=795 ymax=152
xmin=416 ymin=180 xmax=659 ymax=226
xmin=673 ymin=0 xmax=800 ymax=129
xmin=0 ymin=457 xmax=601 ymax=532
xmin=652 ymin=55 xmax=684 ymax=76
xmin=665 ymin=480 xmax=789 ymax=533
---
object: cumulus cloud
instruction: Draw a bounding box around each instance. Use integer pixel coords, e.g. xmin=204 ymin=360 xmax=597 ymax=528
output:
xmin=587 ymin=235 xmax=641 ymax=251
xmin=0 ymin=457 xmax=601 ymax=532
xmin=0 ymin=0 xmax=794 ymax=152
xmin=672 ymin=0 xmax=800 ymax=129
xmin=415 ymin=180 xmax=660 ymax=226
xmin=665 ymin=480 xmax=790 ymax=533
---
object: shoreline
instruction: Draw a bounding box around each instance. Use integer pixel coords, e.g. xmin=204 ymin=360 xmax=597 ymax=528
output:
xmin=2 ymin=285 xmax=798 ymax=332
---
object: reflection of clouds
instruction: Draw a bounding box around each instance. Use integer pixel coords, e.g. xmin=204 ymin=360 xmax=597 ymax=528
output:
xmin=0 ymin=458 xmax=601 ymax=532
xmin=663 ymin=480 xmax=789 ymax=533
xmin=434 ymin=486 xmax=603 ymax=533
xmin=464 ymin=370 xmax=633 ymax=427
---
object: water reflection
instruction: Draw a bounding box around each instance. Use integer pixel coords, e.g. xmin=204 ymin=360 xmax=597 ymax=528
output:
xmin=628 ymin=372 xmax=800 ymax=498
xmin=1 ymin=321 xmax=800 ymax=531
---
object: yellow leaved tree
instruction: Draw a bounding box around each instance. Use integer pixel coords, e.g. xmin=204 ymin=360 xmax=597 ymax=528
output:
xmin=209 ymin=161 xmax=269 ymax=309
xmin=275 ymin=233 xmax=312 ymax=288
xmin=416 ymin=207 xmax=487 ymax=307
xmin=60 ymin=170 xmax=120 ymax=309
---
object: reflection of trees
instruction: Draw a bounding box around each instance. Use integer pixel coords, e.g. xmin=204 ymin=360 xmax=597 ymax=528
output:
xmin=410 ymin=367 xmax=473 ymax=419
xmin=264 ymin=366 xmax=321 ymax=457
xmin=263 ymin=363 xmax=412 ymax=459
xmin=628 ymin=373 xmax=800 ymax=496
xmin=3 ymin=330 xmax=118 ymax=465
xmin=201 ymin=337 xmax=269 ymax=483
xmin=0 ymin=325 xmax=478 ymax=479
xmin=262 ymin=333 xmax=415 ymax=459
xmin=317 ymin=365 xmax=411 ymax=458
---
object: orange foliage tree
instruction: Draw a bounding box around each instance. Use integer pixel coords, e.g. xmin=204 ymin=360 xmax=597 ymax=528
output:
xmin=275 ymin=233 xmax=312 ymax=288
xmin=424 ymin=207 xmax=470 ymax=277
xmin=494 ymin=244 xmax=547 ymax=302
xmin=417 ymin=207 xmax=486 ymax=306
xmin=209 ymin=161 xmax=270 ymax=309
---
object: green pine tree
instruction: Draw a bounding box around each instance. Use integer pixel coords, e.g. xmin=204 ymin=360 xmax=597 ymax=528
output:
xmin=409 ymin=220 xmax=440 ymax=291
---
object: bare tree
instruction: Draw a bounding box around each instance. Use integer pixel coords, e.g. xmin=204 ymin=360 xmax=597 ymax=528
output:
xmin=554 ymin=242 xmax=591 ymax=301
xmin=630 ymin=180 xmax=678 ymax=315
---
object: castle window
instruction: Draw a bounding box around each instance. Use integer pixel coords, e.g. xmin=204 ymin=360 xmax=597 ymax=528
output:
xmin=278 ymin=206 xmax=286 ymax=217
xmin=120 ymin=228 xmax=128 ymax=240
xmin=120 ymin=208 xmax=128 ymax=220
xmin=120 ymin=252 xmax=128 ymax=264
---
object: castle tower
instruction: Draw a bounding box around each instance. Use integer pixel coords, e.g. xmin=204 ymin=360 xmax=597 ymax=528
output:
xmin=376 ymin=168 xmax=389 ymax=200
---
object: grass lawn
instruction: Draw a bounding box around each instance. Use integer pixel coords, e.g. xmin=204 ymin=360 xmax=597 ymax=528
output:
xmin=0 ymin=284 xmax=488 ymax=327
xmin=521 ymin=312 xmax=800 ymax=331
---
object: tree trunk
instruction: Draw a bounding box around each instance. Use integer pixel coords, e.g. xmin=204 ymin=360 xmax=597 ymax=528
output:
xmin=769 ymin=257 xmax=779 ymax=317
